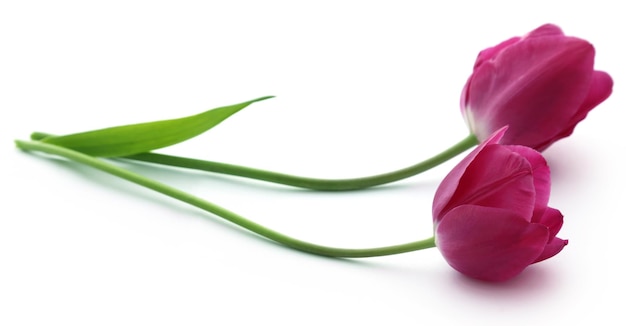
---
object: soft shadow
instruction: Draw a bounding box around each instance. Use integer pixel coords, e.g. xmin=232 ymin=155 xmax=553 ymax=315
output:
xmin=307 ymin=254 xmax=560 ymax=300
xmin=542 ymin=141 xmax=591 ymax=184
xmin=446 ymin=264 xmax=559 ymax=300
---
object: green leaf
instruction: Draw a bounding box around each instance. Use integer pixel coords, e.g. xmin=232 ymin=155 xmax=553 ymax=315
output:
xmin=37 ymin=96 xmax=274 ymax=157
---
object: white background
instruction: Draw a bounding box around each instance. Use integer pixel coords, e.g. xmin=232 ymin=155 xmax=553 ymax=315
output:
xmin=1 ymin=1 xmax=624 ymax=325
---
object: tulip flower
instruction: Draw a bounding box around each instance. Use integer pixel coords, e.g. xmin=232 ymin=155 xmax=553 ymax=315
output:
xmin=432 ymin=128 xmax=567 ymax=282
xmin=461 ymin=23 xmax=613 ymax=151
xmin=27 ymin=24 xmax=612 ymax=191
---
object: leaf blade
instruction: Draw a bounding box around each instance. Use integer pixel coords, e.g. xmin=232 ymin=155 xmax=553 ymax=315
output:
xmin=39 ymin=96 xmax=273 ymax=157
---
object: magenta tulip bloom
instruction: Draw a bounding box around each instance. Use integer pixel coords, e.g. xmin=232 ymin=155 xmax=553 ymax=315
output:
xmin=461 ymin=24 xmax=613 ymax=151
xmin=432 ymin=127 xmax=567 ymax=282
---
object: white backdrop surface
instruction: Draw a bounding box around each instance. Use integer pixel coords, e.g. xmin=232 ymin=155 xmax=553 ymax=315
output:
xmin=1 ymin=1 xmax=624 ymax=325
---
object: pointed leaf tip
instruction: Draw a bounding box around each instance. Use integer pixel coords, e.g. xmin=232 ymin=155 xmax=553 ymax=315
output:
xmin=40 ymin=96 xmax=274 ymax=157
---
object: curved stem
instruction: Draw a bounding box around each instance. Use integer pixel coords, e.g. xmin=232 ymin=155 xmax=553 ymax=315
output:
xmin=15 ymin=139 xmax=436 ymax=258
xmin=31 ymin=131 xmax=478 ymax=191
xmin=126 ymin=134 xmax=478 ymax=191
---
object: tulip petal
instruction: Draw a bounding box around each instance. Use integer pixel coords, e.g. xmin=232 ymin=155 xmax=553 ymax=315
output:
xmin=545 ymin=70 xmax=614 ymax=148
xmin=473 ymin=37 xmax=521 ymax=69
xmin=466 ymin=34 xmax=595 ymax=149
xmin=579 ymin=70 xmax=614 ymax=114
xmin=531 ymin=207 xmax=566 ymax=265
xmin=505 ymin=145 xmax=551 ymax=222
xmin=441 ymin=144 xmax=536 ymax=222
xmin=534 ymin=237 xmax=568 ymax=263
xmin=432 ymin=128 xmax=506 ymax=220
xmin=462 ymin=24 xmax=563 ymax=118
xmin=536 ymin=207 xmax=564 ymax=240
xmin=436 ymin=205 xmax=549 ymax=282
xmin=524 ymin=24 xmax=564 ymax=38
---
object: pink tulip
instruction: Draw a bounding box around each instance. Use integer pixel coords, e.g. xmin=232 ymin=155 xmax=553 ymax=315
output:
xmin=461 ymin=24 xmax=613 ymax=151
xmin=432 ymin=127 xmax=567 ymax=282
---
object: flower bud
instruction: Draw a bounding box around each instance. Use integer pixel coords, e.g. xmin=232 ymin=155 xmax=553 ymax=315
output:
xmin=461 ymin=24 xmax=613 ymax=151
xmin=433 ymin=128 xmax=567 ymax=282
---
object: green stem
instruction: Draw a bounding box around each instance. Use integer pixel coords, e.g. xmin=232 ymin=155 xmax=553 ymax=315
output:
xmin=127 ymin=134 xmax=478 ymax=190
xmin=16 ymin=139 xmax=436 ymax=258
xmin=30 ymin=132 xmax=478 ymax=191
